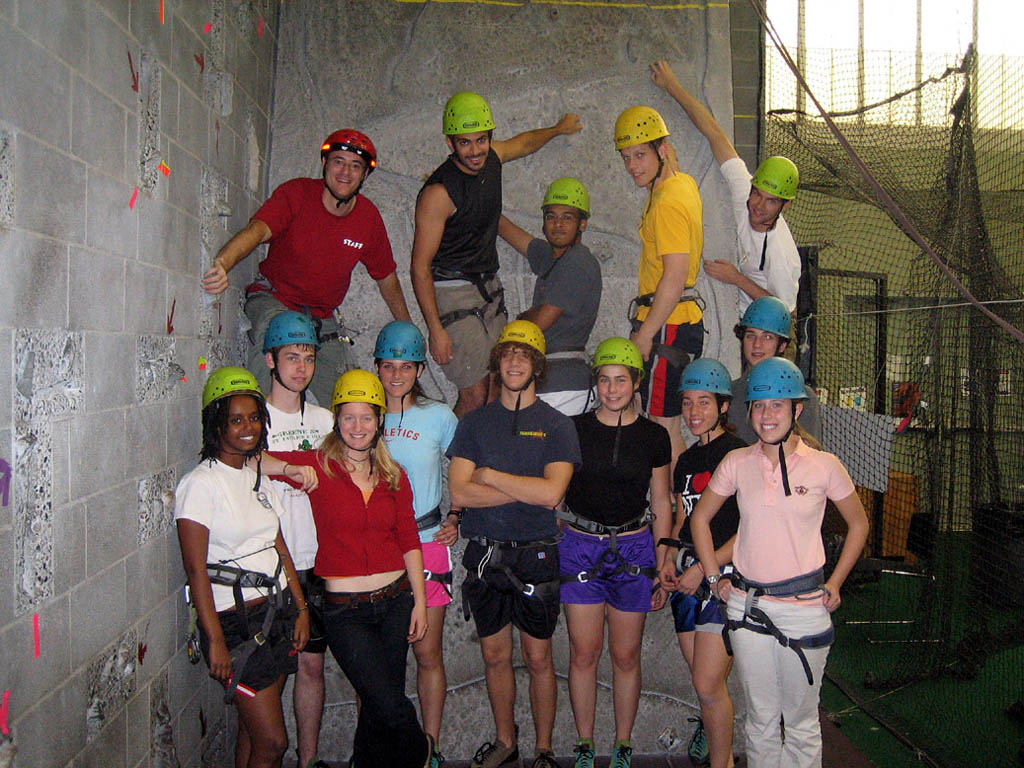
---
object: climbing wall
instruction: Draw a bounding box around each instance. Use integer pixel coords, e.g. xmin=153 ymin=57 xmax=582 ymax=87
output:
xmin=268 ymin=1 xmax=744 ymax=760
xmin=0 ymin=1 xmax=279 ymax=765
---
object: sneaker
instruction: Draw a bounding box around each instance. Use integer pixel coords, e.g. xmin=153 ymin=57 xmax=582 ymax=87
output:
xmin=429 ymin=746 xmax=446 ymax=768
xmin=532 ymin=750 xmax=561 ymax=768
xmin=572 ymin=739 xmax=596 ymax=768
xmin=687 ymin=716 xmax=709 ymax=766
xmin=470 ymin=734 xmax=519 ymax=768
xmin=610 ymin=742 xmax=632 ymax=768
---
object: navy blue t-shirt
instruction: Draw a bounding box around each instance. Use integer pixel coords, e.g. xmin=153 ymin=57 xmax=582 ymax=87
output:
xmin=447 ymin=398 xmax=581 ymax=542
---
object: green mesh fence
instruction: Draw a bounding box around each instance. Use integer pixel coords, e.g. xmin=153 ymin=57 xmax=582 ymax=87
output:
xmin=764 ymin=38 xmax=1024 ymax=768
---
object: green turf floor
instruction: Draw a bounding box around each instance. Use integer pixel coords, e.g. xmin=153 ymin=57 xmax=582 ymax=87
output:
xmin=823 ymin=562 xmax=1024 ymax=768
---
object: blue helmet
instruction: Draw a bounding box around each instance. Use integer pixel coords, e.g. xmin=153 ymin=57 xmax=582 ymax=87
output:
xmin=746 ymin=358 xmax=808 ymax=402
xmin=739 ymin=296 xmax=791 ymax=340
xmin=679 ymin=358 xmax=732 ymax=396
xmin=263 ymin=311 xmax=320 ymax=353
xmin=374 ymin=321 xmax=426 ymax=363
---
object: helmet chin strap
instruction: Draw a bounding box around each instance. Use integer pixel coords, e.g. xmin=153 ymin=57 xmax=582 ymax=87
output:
xmin=509 ymin=372 xmax=536 ymax=436
xmin=751 ymin=401 xmax=797 ymax=496
xmin=322 ymin=163 xmax=365 ymax=208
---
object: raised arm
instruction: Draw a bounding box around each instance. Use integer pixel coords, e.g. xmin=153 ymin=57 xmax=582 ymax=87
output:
xmin=411 ymin=184 xmax=457 ymax=365
xmin=448 ymin=456 xmax=517 ymax=508
xmin=472 ymin=461 xmax=574 ymax=509
xmin=498 ymin=214 xmax=534 ymax=257
xmin=492 ymin=113 xmax=582 ymax=163
xmin=375 ymin=272 xmax=412 ymax=322
xmin=202 ymin=218 xmax=272 ymax=295
xmin=650 ymin=60 xmax=738 ymax=166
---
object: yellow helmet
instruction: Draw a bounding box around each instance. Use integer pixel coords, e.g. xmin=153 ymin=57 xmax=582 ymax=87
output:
xmin=330 ymin=369 xmax=386 ymax=409
xmin=614 ymin=105 xmax=670 ymax=150
xmin=496 ymin=320 xmax=546 ymax=355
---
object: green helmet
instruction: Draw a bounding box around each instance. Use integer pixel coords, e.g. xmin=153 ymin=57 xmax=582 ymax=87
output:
xmin=592 ymin=337 xmax=645 ymax=380
xmin=751 ymin=156 xmax=799 ymax=200
xmin=542 ymin=177 xmax=590 ymax=218
xmin=202 ymin=366 xmax=264 ymax=410
xmin=442 ymin=91 xmax=495 ymax=135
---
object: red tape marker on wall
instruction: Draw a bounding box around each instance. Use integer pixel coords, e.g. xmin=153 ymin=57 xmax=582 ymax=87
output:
xmin=0 ymin=689 xmax=9 ymax=735
xmin=129 ymin=187 xmax=139 ymax=210
xmin=33 ymin=613 xmax=40 ymax=658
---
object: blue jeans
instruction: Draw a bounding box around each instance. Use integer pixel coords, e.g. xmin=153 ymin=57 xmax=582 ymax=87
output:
xmin=322 ymin=590 xmax=428 ymax=768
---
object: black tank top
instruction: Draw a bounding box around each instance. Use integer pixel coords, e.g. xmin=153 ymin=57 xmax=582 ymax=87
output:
xmin=421 ymin=148 xmax=502 ymax=275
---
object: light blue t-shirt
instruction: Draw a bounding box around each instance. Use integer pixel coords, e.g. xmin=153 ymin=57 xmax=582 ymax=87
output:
xmin=382 ymin=399 xmax=459 ymax=542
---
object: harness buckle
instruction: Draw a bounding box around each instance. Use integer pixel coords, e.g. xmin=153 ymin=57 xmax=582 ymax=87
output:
xmin=575 ymin=571 xmax=590 ymax=584
xmin=252 ymin=631 xmax=267 ymax=647
xmin=521 ymin=583 xmax=537 ymax=597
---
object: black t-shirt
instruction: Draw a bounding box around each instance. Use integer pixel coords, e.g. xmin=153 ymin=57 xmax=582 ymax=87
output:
xmin=447 ymin=398 xmax=581 ymax=542
xmin=564 ymin=411 xmax=672 ymax=527
xmin=674 ymin=431 xmax=747 ymax=550
xmin=422 ymin=148 xmax=502 ymax=275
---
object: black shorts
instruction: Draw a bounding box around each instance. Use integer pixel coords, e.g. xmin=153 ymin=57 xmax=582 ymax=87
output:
xmin=297 ymin=569 xmax=328 ymax=654
xmin=198 ymin=597 xmax=298 ymax=693
xmin=461 ymin=539 xmax=561 ymax=640
xmin=640 ymin=320 xmax=705 ymax=418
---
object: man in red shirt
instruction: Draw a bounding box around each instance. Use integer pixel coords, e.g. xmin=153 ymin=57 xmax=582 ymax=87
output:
xmin=202 ymin=130 xmax=411 ymax=406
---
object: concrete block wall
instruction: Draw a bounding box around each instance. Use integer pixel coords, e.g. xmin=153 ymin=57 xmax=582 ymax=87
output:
xmin=0 ymin=0 xmax=279 ymax=765
xmin=266 ymin=1 xmax=747 ymax=761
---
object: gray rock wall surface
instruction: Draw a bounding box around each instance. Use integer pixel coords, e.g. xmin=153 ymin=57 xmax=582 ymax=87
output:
xmin=0 ymin=0 xmax=279 ymax=766
xmin=268 ymin=1 xmax=745 ymax=761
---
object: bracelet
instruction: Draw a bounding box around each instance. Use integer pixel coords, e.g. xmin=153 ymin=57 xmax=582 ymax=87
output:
xmin=283 ymin=463 xmax=290 ymax=474
xmin=297 ymin=604 xmax=308 ymax=613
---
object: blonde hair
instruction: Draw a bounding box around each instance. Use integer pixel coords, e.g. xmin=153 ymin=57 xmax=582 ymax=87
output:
xmin=318 ymin=405 xmax=403 ymax=490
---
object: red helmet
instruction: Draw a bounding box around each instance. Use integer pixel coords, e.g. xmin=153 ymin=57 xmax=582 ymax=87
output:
xmin=320 ymin=129 xmax=377 ymax=173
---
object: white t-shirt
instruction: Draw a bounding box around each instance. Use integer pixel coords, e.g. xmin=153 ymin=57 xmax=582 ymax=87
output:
xmin=720 ymin=156 xmax=802 ymax=314
xmin=174 ymin=459 xmax=287 ymax=612
xmin=265 ymin=401 xmax=334 ymax=570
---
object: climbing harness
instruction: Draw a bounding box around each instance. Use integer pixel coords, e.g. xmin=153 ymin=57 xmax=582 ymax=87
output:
xmin=415 ymin=506 xmax=443 ymax=531
xmin=204 ymin=554 xmax=286 ymax=703
xmin=721 ymin=568 xmax=834 ymax=685
xmin=558 ymin=510 xmax=659 ymax=585
xmin=462 ymin=535 xmax=562 ymax=621
xmin=433 ymin=268 xmax=507 ymax=331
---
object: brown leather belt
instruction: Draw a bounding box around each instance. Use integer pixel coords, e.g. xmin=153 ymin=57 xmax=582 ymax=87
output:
xmin=324 ymin=574 xmax=410 ymax=607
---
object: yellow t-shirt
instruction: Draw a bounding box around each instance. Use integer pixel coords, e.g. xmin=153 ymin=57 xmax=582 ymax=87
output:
xmin=636 ymin=172 xmax=704 ymax=325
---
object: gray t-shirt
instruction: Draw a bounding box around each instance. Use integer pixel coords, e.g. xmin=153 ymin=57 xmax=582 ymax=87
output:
xmin=526 ymin=239 xmax=601 ymax=393
xmin=729 ymin=367 xmax=822 ymax=446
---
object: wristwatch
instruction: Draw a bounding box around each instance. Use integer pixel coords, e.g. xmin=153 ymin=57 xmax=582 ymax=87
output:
xmin=706 ymin=573 xmax=721 ymax=586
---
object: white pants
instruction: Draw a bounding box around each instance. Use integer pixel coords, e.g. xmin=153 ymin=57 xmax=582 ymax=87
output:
xmin=726 ymin=590 xmax=832 ymax=768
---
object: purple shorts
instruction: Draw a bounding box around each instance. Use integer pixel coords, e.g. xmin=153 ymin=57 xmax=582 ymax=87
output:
xmin=559 ymin=526 xmax=656 ymax=613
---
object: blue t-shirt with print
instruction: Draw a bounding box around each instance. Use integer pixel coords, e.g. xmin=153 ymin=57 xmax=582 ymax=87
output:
xmin=447 ymin=398 xmax=581 ymax=542
xmin=383 ymin=399 xmax=458 ymax=542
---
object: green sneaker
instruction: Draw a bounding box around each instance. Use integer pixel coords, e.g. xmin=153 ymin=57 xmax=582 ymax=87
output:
xmin=429 ymin=746 xmax=446 ymax=768
xmin=687 ymin=716 xmax=709 ymax=766
xmin=610 ymin=741 xmax=633 ymax=768
xmin=572 ymin=739 xmax=595 ymax=768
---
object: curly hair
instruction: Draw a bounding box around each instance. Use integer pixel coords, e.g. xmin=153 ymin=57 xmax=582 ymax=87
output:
xmin=199 ymin=394 xmax=270 ymax=461
xmin=488 ymin=342 xmax=546 ymax=389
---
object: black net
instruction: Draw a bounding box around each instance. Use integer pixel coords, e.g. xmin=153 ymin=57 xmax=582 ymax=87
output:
xmin=766 ymin=42 xmax=1024 ymax=768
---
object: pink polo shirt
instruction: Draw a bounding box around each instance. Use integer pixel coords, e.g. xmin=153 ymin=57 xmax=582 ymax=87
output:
xmin=708 ymin=439 xmax=856 ymax=587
